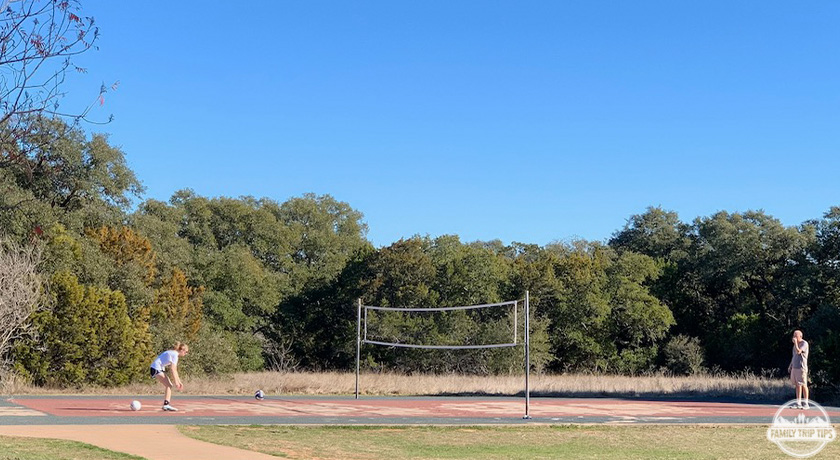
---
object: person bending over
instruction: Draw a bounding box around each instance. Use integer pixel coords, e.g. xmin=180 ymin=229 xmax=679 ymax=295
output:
xmin=150 ymin=342 xmax=189 ymax=411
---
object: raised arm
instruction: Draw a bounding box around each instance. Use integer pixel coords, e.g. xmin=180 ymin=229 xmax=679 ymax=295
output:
xmin=793 ymin=337 xmax=805 ymax=355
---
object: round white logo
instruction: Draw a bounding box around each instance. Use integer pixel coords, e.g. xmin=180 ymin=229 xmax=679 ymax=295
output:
xmin=766 ymin=399 xmax=836 ymax=458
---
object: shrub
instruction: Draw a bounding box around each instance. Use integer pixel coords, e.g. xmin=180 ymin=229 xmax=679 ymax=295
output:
xmin=663 ymin=334 xmax=705 ymax=376
xmin=14 ymin=272 xmax=149 ymax=386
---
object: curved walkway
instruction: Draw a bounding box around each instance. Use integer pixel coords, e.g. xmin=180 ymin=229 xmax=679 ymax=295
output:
xmin=0 ymin=424 xmax=278 ymax=460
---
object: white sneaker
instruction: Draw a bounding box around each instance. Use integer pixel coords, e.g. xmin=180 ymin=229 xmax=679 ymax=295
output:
xmin=162 ymin=404 xmax=178 ymax=412
xmin=803 ymin=402 xmax=811 ymax=410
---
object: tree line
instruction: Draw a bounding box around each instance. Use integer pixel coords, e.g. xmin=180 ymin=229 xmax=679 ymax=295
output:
xmin=2 ymin=1 xmax=839 ymax=392
xmin=2 ymin=118 xmax=840 ymax=391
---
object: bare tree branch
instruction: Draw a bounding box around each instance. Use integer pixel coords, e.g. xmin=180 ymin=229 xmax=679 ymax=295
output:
xmin=1 ymin=0 xmax=115 ymax=183
xmin=0 ymin=237 xmax=43 ymax=368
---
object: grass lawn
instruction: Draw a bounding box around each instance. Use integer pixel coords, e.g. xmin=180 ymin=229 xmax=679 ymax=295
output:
xmin=0 ymin=436 xmax=143 ymax=460
xmin=180 ymin=424 xmax=840 ymax=460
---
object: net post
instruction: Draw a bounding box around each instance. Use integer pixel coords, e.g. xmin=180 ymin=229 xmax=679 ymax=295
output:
xmin=356 ymin=298 xmax=362 ymax=400
xmin=514 ymin=300 xmax=518 ymax=344
xmin=523 ymin=290 xmax=531 ymax=419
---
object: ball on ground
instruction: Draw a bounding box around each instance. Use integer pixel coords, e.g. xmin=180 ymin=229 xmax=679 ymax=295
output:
xmin=130 ymin=400 xmax=141 ymax=411
xmin=255 ymin=389 xmax=265 ymax=400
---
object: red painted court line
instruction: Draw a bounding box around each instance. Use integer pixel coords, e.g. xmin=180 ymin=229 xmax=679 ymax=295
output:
xmin=11 ymin=398 xmax=837 ymax=419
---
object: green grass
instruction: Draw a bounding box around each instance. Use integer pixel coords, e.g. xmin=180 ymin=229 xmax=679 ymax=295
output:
xmin=179 ymin=424 xmax=840 ymax=460
xmin=0 ymin=436 xmax=144 ymax=460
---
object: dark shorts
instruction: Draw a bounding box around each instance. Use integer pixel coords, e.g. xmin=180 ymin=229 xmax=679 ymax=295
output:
xmin=150 ymin=367 xmax=164 ymax=379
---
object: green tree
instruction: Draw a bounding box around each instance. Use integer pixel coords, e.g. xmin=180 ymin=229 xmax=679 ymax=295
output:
xmin=610 ymin=207 xmax=692 ymax=261
xmin=605 ymin=250 xmax=674 ymax=372
xmin=15 ymin=271 xmax=149 ymax=386
xmin=1 ymin=119 xmax=142 ymax=245
xmin=277 ymin=193 xmax=369 ymax=290
xmin=693 ymin=211 xmax=813 ymax=370
xmin=86 ymin=226 xmax=157 ymax=317
xmin=542 ymin=241 xmax=672 ymax=373
xmin=134 ymin=191 xmax=371 ymax=372
xmin=613 ymin=208 xmax=815 ymax=373
xmin=151 ymin=268 xmax=203 ymax=343
xmin=802 ymin=207 xmax=840 ymax=391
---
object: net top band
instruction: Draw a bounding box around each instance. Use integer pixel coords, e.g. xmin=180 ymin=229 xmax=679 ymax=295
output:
xmin=362 ymin=340 xmax=518 ymax=350
xmin=362 ymin=300 xmax=519 ymax=312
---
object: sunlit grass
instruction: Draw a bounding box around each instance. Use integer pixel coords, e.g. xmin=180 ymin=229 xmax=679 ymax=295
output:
xmin=0 ymin=436 xmax=143 ymax=460
xmin=180 ymin=425 xmax=839 ymax=460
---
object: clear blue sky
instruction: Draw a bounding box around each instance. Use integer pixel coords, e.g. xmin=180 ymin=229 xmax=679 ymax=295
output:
xmin=63 ymin=1 xmax=840 ymax=247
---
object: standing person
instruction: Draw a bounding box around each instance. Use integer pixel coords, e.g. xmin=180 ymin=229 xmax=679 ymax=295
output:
xmin=150 ymin=342 xmax=189 ymax=411
xmin=789 ymin=330 xmax=809 ymax=409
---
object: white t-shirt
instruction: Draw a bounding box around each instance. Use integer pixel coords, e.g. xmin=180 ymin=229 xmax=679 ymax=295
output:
xmin=151 ymin=350 xmax=179 ymax=371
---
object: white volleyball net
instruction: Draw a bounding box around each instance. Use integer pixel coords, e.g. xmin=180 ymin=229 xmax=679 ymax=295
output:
xmin=355 ymin=294 xmax=532 ymax=418
xmin=361 ymin=300 xmax=520 ymax=350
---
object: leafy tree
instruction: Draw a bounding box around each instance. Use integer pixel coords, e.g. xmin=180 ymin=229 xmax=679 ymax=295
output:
xmin=803 ymin=208 xmax=840 ymax=391
xmin=368 ymin=237 xmax=438 ymax=308
xmin=0 ymin=120 xmax=141 ymax=244
xmin=662 ymin=334 xmax=705 ymax=375
xmin=177 ymin=324 xmax=241 ymax=376
xmin=610 ymin=207 xmax=694 ymax=336
xmin=613 ymin=208 xmax=815 ymax=373
xmin=15 ymin=271 xmax=149 ymax=386
xmin=86 ymin=226 xmax=156 ymax=316
xmin=606 ymin=251 xmax=674 ymax=352
xmin=543 ymin=241 xmax=612 ymax=372
xmin=130 ymin=200 xmax=193 ymax=277
xmin=10 ymin=120 xmax=140 ymax=210
xmin=431 ymin=235 xmax=509 ymax=307
xmin=151 ymin=268 xmax=203 ymax=343
xmin=610 ymin=207 xmax=692 ymax=261
xmin=273 ymin=248 xmax=374 ymax=370
xmin=345 ymin=237 xmax=439 ymax=372
xmin=276 ymin=193 xmax=369 ymax=290
xmin=692 ymin=211 xmax=813 ymax=370
xmin=543 ymin=241 xmax=672 ymax=373
xmin=87 ymin=226 xmax=157 ymax=283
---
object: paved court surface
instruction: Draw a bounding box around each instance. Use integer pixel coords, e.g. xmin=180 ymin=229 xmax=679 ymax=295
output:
xmin=4 ymin=395 xmax=837 ymax=425
xmin=4 ymin=396 xmax=839 ymax=459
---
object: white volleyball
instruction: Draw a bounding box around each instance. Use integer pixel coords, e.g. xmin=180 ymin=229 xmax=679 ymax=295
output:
xmin=130 ymin=400 xmax=142 ymax=411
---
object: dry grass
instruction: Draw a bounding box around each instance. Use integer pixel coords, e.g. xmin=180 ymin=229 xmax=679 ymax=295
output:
xmin=2 ymin=371 xmax=791 ymax=401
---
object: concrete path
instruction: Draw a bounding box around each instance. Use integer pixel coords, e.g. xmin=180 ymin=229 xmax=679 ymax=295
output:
xmin=0 ymin=424 xmax=279 ymax=460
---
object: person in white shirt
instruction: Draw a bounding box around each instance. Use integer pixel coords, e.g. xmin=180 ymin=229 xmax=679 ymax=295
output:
xmin=150 ymin=342 xmax=189 ymax=411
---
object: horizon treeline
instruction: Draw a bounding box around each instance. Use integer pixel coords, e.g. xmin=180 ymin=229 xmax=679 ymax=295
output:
xmin=3 ymin=121 xmax=840 ymax=392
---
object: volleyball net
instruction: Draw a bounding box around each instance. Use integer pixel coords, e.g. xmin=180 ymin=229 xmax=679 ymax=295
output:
xmin=355 ymin=291 xmax=532 ymax=418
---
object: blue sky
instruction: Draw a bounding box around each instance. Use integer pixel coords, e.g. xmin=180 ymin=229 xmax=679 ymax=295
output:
xmin=63 ymin=1 xmax=840 ymax=247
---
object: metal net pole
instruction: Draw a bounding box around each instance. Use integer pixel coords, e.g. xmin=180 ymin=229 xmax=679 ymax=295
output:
xmin=524 ymin=290 xmax=531 ymax=419
xmin=356 ymin=298 xmax=361 ymax=399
